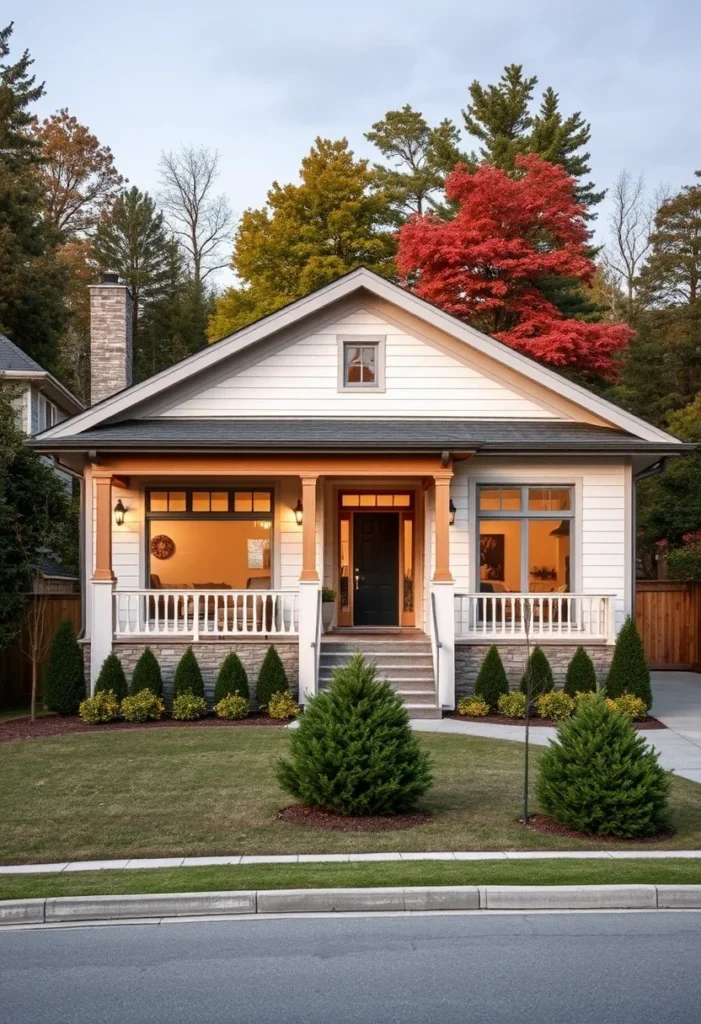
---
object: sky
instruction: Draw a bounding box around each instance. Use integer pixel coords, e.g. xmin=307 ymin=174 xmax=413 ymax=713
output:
xmin=12 ymin=0 xmax=701 ymax=286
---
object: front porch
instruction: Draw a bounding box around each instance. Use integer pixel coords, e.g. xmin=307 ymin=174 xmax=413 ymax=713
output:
xmin=87 ymin=452 xmax=619 ymax=710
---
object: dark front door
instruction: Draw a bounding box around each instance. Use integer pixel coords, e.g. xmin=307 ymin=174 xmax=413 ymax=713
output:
xmin=353 ymin=513 xmax=399 ymax=626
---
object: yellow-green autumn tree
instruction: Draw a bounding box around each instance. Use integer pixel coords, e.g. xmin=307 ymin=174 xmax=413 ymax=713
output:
xmin=208 ymin=138 xmax=396 ymax=340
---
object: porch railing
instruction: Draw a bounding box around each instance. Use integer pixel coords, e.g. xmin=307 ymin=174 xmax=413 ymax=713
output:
xmin=113 ymin=589 xmax=299 ymax=639
xmin=454 ymin=592 xmax=615 ymax=643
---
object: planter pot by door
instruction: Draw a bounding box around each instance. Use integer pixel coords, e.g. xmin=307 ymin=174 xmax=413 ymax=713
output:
xmin=321 ymin=601 xmax=335 ymax=633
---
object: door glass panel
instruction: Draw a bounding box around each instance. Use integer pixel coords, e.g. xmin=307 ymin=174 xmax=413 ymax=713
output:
xmin=528 ymin=520 xmax=570 ymax=592
xmin=528 ymin=488 xmax=571 ymax=512
xmin=479 ymin=520 xmax=521 ymax=593
xmin=341 ymin=494 xmax=359 ymax=507
xmin=393 ymin=494 xmax=411 ymax=507
xmin=340 ymin=518 xmax=350 ymax=610
xmin=403 ymin=518 xmax=414 ymax=612
xmin=359 ymin=494 xmax=376 ymax=507
xmin=377 ymin=494 xmax=393 ymax=507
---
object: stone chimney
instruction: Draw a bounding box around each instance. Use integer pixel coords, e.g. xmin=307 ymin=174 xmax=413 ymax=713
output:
xmin=89 ymin=272 xmax=133 ymax=405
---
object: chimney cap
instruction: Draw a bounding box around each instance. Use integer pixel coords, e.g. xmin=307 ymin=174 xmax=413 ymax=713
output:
xmin=101 ymin=271 xmax=120 ymax=285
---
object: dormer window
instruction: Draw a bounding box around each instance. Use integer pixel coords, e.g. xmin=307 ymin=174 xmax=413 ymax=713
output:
xmin=338 ymin=335 xmax=386 ymax=391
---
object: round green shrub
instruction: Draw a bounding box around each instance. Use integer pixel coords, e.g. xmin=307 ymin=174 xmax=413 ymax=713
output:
xmin=564 ymin=646 xmax=597 ymax=697
xmin=519 ymin=646 xmax=554 ymax=700
xmin=606 ymin=616 xmax=652 ymax=709
xmin=79 ymin=690 xmax=120 ymax=724
xmin=214 ymin=652 xmax=249 ymax=703
xmin=277 ymin=654 xmax=433 ymax=816
xmin=172 ymin=693 xmax=207 ymax=720
xmin=130 ymin=648 xmax=163 ymax=697
xmin=94 ymin=653 xmax=128 ymax=702
xmin=267 ymin=690 xmax=299 ymax=720
xmin=43 ymin=619 xmax=85 ymax=715
xmin=536 ymin=696 xmax=670 ymax=837
xmin=535 ymin=691 xmax=575 ymax=721
xmin=215 ymin=694 xmax=249 ymax=720
xmin=457 ymin=696 xmax=490 ymax=717
xmin=255 ymin=646 xmax=288 ymax=709
xmin=474 ymin=646 xmax=509 ymax=710
xmin=121 ymin=691 xmax=165 ymax=722
xmin=172 ymin=646 xmax=204 ymax=699
xmin=605 ymin=694 xmax=648 ymax=721
xmin=498 ymin=692 xmax=527 ymax=718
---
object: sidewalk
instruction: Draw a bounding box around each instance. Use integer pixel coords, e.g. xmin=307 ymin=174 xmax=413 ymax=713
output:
xmin=2 ymin=848 xmax=701 ymax=876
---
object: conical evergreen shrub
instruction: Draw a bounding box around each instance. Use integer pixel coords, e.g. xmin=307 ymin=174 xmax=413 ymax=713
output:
xmin=277 ymin=654 xmax=433 ymax=816
xmin=214 ymin=652 xmax=249 ymax=703
xmin=172 ymin=646 xmax=204 ymax=698
xmin=255 ymin=646 xmax=288 ymax=709
xmin=94 ymin=653 xmax=128 ymax=701
xmin=43 ymin=619 xmax=85 ymax=715
xmin=536 ymin=695 xmax=669 ymax=837
xmin=474 ymin=645 xmax=509 ymax=710
xmin=564 ymin=646 xmax=597 ymax=697
xmin=606 ymin=616 xmax=652 ymax=709
xmin=519 ymin=646 xmax=554 ymax=699
xmin=130 ymin=648 xmax=162 ymax=697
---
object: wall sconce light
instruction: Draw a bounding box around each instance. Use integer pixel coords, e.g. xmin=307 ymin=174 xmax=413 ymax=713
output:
xmin=294 ymin=499 xmax=303 ymax=526
xmin=449 ymin=498 xmax=456 ymax=526
xmin=113 ymin=499 xmax=127 ymax=526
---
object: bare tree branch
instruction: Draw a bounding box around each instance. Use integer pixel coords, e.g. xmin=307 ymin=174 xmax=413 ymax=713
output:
xmin=158 ymin=147 xmax=234 ymax=287
xmin=601 ymin=169 xmax=668 ymax=313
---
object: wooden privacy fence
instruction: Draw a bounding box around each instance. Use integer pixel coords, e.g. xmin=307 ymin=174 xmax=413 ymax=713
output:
xmin=0 ymin=595 xmax=81 ymax=707
xmin=635 ymin=581 xmax=701 ymax=671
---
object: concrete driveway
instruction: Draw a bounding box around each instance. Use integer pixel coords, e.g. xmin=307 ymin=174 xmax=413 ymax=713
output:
xmin=650 ymin=672 xmax=701 ymax=783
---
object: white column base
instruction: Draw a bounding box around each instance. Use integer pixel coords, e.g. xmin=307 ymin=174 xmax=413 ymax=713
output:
xmin=431 ymin=580 xmax=456 ymax=710
xmin=298 ymin=580 xmax=321 ymax=705
xmin=90 ymin=579 xmax=115 ymax=693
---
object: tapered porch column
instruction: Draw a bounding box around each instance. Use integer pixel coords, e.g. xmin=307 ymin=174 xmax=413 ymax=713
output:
xmin=431 ymin=474 xmax=456 ymax=709
xmin=298 ymin=475 xmax=321 ymax=703
xmin=90 ymin=475 xmax=115 ymax=691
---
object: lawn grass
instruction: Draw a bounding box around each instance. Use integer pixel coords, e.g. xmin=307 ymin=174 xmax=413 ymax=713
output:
xmin=1 ymin=859 xmax=701 ymax=901
xmin=1 ymin=727 xmax=700 ymax=865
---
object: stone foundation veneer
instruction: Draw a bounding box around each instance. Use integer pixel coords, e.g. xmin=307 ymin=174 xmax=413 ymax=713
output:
xmin=82 ymin=640 xmax=299 ymax=707
xmin=455 ymin=642 xmax=614 ymax=698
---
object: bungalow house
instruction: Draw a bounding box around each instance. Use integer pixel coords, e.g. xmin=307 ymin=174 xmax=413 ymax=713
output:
xmin=31 ymin=269 xmax=688 ymax=715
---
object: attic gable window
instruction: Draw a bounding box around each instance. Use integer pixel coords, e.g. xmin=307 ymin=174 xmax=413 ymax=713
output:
xmin=338 ymin=335 xmax=386 ymax=391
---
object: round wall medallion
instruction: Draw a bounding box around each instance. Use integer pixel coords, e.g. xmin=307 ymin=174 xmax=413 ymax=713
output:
xmin=151 ymin=534 xmax=175 ymax=560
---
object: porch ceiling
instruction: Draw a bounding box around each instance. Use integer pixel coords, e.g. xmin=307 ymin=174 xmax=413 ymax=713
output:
xmin=27 ymin=418 xmax=693 ymax=454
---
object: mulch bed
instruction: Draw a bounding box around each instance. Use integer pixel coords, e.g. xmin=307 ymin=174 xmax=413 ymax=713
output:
xmin=0 ymin=713 xmax=289 ymax=743
xmin=448 ymin=712 xmax=666 ymax=730
xmin=523 ymin=813 xmax=675 ymax=844
xmin=279 ymin=805 xmax=431 ymax=832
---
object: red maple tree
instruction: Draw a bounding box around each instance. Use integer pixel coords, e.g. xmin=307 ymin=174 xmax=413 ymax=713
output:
xmin=397 ymin=154 xmax=631 ymax=378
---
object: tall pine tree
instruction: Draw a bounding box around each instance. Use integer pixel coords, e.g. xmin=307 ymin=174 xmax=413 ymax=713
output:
xmin=0 ymin=23 xmax=67 ymax=369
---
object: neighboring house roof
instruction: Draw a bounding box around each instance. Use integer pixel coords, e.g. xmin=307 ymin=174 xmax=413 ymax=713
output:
xmin=0 ymin=333 xmax=44 ymax=372
xmin=40 ymin=556 xmax=78 ymax=581
xmin=0 ymin=333 xmax=84 ymax=418
xmin=33 ymin=267 xmax=682 ymax=446
xmin=30 ymin=418 xmax=694 ymax=455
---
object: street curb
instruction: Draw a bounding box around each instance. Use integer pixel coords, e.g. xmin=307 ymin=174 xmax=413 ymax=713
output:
xmin=2 ymin=885 xmax=701 ymax=925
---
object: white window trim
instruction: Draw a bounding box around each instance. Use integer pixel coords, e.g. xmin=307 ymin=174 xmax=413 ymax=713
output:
xmin=337 ymin=335 xmax=386 ymax=392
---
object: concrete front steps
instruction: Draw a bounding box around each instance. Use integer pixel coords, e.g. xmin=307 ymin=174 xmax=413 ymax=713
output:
xmin=319 ymin=636 xmax=441 ymax=719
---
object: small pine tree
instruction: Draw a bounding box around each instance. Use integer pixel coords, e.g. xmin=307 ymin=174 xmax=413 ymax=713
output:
xmin=214 ymin=652 xmax=249 ymax=703
xmin=519 ymin=646 xmax=554 ymax=698
xmin=172 ymin=646 xmax=205 ymax=699
xmin=94 ymin=653 xmax=128 ymax=701
xmin=537 ymin=696 xmax=669 ymax=837
xmin=130 ymin=648 xmax=163 ymax=697
xmin=606 ymin=616 xmax=652 ymax=709
xmin=474 ymin=646 xmax=509 ymax=710
xmin=255 ymin=646 xmax=288 ymax=708
xmin=564 ymin=646 xmax=597 ymax=697
xmin=43 ymin=620 xmax=85 ymax=715
xmin=277 ymin=654 xmax=433 ymax=815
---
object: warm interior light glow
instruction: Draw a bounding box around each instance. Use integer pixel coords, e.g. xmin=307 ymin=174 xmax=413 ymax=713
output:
xmin=113 ymin=499 xmax=126 ymax=526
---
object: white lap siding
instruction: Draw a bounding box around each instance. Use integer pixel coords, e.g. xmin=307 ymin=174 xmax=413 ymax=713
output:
xmin=447 ymin=457 xmax=631 ymax=633
xmin=159 ymin=309 xmax=559 ymax=420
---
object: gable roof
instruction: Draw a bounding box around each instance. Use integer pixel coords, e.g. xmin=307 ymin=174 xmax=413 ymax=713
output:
xmin=0 ymin=333 xmax=44 ymax=372
xmin=35 ymin=268 xmax=681 ymax=446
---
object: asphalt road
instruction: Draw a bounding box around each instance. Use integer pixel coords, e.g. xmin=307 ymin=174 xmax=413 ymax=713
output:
xmin=2 ymin=911 xmax=701 ymax=1024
